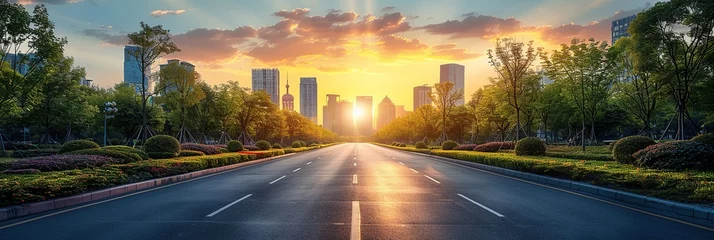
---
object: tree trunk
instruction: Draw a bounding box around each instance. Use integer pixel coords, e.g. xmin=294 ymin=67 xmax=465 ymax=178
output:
xmin=581 ymin=117 xmax=585 ymax=151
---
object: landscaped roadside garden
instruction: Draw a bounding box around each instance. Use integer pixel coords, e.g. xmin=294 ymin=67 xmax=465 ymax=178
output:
xmin=0 ymin=136 xmax=334 ymax=207
xmin=380 ymin=134 xmax=714 ymax=205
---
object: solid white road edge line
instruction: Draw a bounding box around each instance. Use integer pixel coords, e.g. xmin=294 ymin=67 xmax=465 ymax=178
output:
xmin=457 ymin=193 xmax=505 ymax=218
xmin=269 ymin=175 xmax=286 ymax=184
xmin=410 ymin=168 xmax=419 ymax=173
xmin=206 ymin=194 xmax=253 ymax=217
xmin=351 ymin=201 xmax=361 ymax=240
xmin=293 ymin=168 xmax=301 ymax=172
xmin=353 ymin=174 xmax=358 ymax=184
xmin=424 ymin=175 xmax=441 ymax=184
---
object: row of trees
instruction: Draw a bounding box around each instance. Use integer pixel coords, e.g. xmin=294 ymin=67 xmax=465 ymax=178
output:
xmin=374 ymin=0 xmax=714 ymax=150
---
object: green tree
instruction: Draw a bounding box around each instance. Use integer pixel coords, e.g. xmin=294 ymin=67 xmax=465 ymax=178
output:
xmin=109 ymin=83 xmax=165 ymax=140
xmin=536 ymin=83 xmax=575 ymax=143
xmin=126 ymin=22 xmax=180 ymax=141
xmin=414 ymin=104 xmax=438 ymax=142
xmin=189 ymin=82 xmax=219 ymax=142
xmin=213 ymin=81 xmax=243 ymax=135
xmin=156 ymin=61 xmax=205 ymax=142
xmin=480 ymin=85 xmax=512 ymax=141
xmin=429 ymin=81 xmax=463 ymax=143
xmin=235 ymin=90 xmax=276 ymax=145
xmin=466 ymin=89 xmax=484 ymax=142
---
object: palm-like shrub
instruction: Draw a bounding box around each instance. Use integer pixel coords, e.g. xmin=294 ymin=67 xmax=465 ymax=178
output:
xmin=59 ymin=140 xmax=99 ymax=154
xmin=144 ymin=135 xmax=180 ymax=159
xmin=415 ymin=141 xmax=428 ymax=149
xmin=515 ymin=137 xmax=546 ymax=156
xmin=255 ymin=140 xmax=271 ymax=150
xmin=441 ymin=140 xmax=458 ymax=150
xmin=634 ymin=141 xmax=714 ymax=170
xmin=613 ymin=136 xmax=656 ymax=164
xmin=227 ymin=140 xmax=244 ymax=152
xmin=104 ymin=145 xmax=149 ymax=160
xmin=691 ymin=133 xmax=714 ymax=147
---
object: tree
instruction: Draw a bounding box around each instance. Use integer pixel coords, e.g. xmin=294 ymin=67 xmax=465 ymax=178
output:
xmin=414 ymin=104 xmax=438 ymax=143
xmin=466 ymin=89 xmax=484 ymax=143
xmin=189 ymin=82 xmax=219 ymax=142
xmin=629 ymin=0 xmax=714 ymax=140
xmin=487 ymin=38 xmax=541 ymax=141
xmin=235 ymin=90 xmax=275 ymax=145
xmin=126 ymin=22 xmax=180 ymax=142
xmin=0 ymin=1 xmax=65 ymax=123
xmin=480 ymin=85 xmax=513 ymax=141
xmin=107 ymin=83 xmax=165 ymax=140
xmin=536 ymin=83 xmax=574 ymax=143
xmin=213 ymin=81 xmax=243 ymax=136
xmin=156 ymin=61 xmax=205 ymax=143
xmin=429 ymin=81 xmax=463 ymax=144
xmin=541 ymin=38 xmax=618 ymax=151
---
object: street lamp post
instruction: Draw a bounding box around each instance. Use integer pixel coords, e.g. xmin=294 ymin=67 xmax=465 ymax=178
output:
xmin=104 ymin=102 xmax=118 ymax=146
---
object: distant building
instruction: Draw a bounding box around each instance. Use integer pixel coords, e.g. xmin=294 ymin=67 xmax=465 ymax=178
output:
xmin=80 ymin=78 xmax=93 ymax=87
xmin=124 ymin=46 xmax=152 ymax=95
xmin=395 ymin=105 xmax=407 ymax=118
xmin=159 ymin=59 xmax=195 ymax=93
xmin=323 ymin=94 xmax=341 ymax=133
xmin=338 ymin=100 xmax=354 ymax=136
xmin=355 ymin=96 xmax=373 ymax=136
xmin=2 ymin=53 xmax=37 ymax=76
xmin=377 ymin=96 xmax=396 ymax=130
xmin=413 ymin=84 xmax=433 ymax=110
xmin=282 ymin=75 xmax=294 ymax=111
xmin=300 ymin=77 xmax=318 ymax=123
xmin=538 ymin=69 xmax=553 ymax=85
xmin=612 ymin=15 xmax=636 ymax=44
xmin=252 ymin=68 xmax=280 ymax=105
xmin=440 ymin=64 xmax=465 ymax=106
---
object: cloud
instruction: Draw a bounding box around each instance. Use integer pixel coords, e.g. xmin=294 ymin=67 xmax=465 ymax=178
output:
xmin=317 ymin=66 xmax=350 ymax=73
xmin=12 ymin=0 xmax=81 ymax=4
xmin=429 ymin=43 xmax=482 ymax=60
xmin=150 ymin=9 xmax=187 ymax=17
xmin=381 ymin=6 xmax=396 ymax=13
xmin=379 ymin=35 xmax=428 ymax=55
xmin=80 ymin=28 xmax=127 ymax=46
xmin=167 ymin=26 xmax=257 ymax=63
xmin=244 ymin=37 xmax=347 ymax=64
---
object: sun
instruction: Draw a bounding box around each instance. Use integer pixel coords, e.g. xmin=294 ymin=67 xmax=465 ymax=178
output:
xmin=353 ymin=107 xmax=364 ymax=123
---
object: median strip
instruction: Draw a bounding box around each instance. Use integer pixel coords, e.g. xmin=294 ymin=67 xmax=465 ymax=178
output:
xmin=457 ymin=194 xmax=504 ymax=217
xmin=269 ymin=175 xmax=286 ymax=184
xmin=206 ymin=194 xmax=253 ymax=217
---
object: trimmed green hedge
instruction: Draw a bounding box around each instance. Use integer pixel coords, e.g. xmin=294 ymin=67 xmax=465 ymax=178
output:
xmin=179 ymin=150 xmax=205 ymax=157
xmin=70 ymin=149 xmax=143 ymax=164
xmin=613 ymin=136 xmax=655 ymax=164
xmin=256 ymin=140 xmax=271 ymax=150
xmin=59 ymin=140 xmax=99 ymax=154
xmin=515 ymin=137 xmax=546 ymax=156
xmin=103 ymin=146 xmax=149 ymax=160
xmin=227 ymin=140 xmax=243 ymax=152
xmin=9 ymin=149 xmax=59 ymax=158
xmin=691 ymin=133 xmax=714 ymax=147
xmin=441 ymin=140 xmax=458 ymax=150
xmin=148 ymin=152 xmax=179 ymax=159
xmin=144 ymin=135 xmax=180 ymax=155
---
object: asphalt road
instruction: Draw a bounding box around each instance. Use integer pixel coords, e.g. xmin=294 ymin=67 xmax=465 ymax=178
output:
xmin=1 ymin=143 xmax=713 ymax=239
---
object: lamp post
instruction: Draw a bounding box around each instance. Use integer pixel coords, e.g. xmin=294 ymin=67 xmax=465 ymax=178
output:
xmin=104 ymin=102 xmax=118 ymax=146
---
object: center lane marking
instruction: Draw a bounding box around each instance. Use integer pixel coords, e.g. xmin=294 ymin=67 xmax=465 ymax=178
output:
xmin=398 ymin=162 xmax=404 ymax=165
xmin=351 ymin=201 xmax=361 ymax=240
xmin=457 ymin=194 xmax=505 ymax=217
xmin=353 ymin=162 xmax=357 ymax=166
xmin=293 ymin=168 xmax=301 ymax=172
xmin=307 ymin=161 xmax=312 ymax=165
xmin=424 ymin=175 xmax=441 ymax=184
xmin=353 ymin=174 xmax=358 ymax=184
xmin=269 ymin=175 xmax=286 ymax=184
xmin=409 ymin=168 xmax=419 ymax=173
xmin=206 ymin=194 xmax=252 ymax=217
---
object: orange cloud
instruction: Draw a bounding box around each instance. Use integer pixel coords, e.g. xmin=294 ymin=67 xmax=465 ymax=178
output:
xmin=429 ymin=43 xmax=482 ymax=60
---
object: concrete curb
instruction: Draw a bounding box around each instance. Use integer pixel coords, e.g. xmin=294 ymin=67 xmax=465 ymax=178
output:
xmin=0 ymin=153 xmax=296 ymax=222
xmin=402 ymin=151 xmax=714 ymax=223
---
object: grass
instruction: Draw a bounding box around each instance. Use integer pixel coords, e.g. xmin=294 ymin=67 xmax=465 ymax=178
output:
xmin=545 ymin=145 xmax=613 ymax=161
xmin=376 ymin=143 xmax=714 ymax=205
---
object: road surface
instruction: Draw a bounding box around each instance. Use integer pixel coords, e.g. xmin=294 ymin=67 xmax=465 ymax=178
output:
xmin=1 ymin=143 xmax=713 ymax=239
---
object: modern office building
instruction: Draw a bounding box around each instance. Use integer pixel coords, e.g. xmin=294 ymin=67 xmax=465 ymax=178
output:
xmin=355 ymin=96 xmax=373 ymax=136
xmin=80 ymin=78 xmax=93 ymax=87
xmin=377 ymin=96 xmax=396 ymax=130
xmin=124 ymin=46 xmax=152 ymax=95
xmin=337 ymin=100 xmax=354 ymax=136
xmin=439 ymin=64 xmax=465 ymax=106
xmin=413 ymin=84 xmax=433 ymax=110
xmin=395 ymin=105 xmax=407 ymax=118
xmin=282 ymin=77 xmax=294 ymax=111
xmin=252 ymin=68 xmax=280 ymax=105
xmin=612 ymin=14 xmax=636 ymax=44
xmin=2 ymin=53 xmax=37 ymax=76
xmin=323 ymin=94 xmax=341 ymax=133
xmin=159 ymin=59 xmax=195 ymax=93
xmin=300 ymin=77 xmax=318 ymax=123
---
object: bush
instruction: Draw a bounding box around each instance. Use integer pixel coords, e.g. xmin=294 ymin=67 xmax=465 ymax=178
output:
xmin=180 ymin=143 xmax=221 ymax=155
xmin=244 ymin=145 xmax=260 ymax=151
xmin=147 ymin=152 xmax=178 ymax=159
xmin=634 ymin=141 xmax=714 ymax=170
xmin=272 ymin=143 xmax=282 ymax=149
xmin=71 ymin=149 xmax=143 ymax=164
xmin=298 ymin=141 xmax=307 ymax=147
xmin=8 ymin=155 xmax=113 ymax=172
xmin=9 ymin=149 xmax=58 ymax=158
xmin=309 ymin=143 xmax=319 ymax=147
xmin=398 ymin=143 xmax=407 ymax=147
xmin=391 ymin=142 xmax=398 ymax=146
xmin=103 ymin=146 xmax=149 ymax=160
xmin=227 ymin=140 xmax=244 ymax=152
xmin=613 ymin=136 xmax=656 ymax=164
xmin=691 ymin=133 xmax=714 ymax=147
xmin=59 ymin=140 xmax=99 ymax=154
xmin=441 ymin=140 xmax=458 ymax=150
xmin=109 ymin=138 xmax=123 ymax=146
xmin=219 ymin=148 xmax=229 ymax=153
xmin=515 ymin=137 xmax=546 ymax=156
xmin=255 ymin=140 xmax=271 ymax=150
xmin=144 ymin=135 xmax=180 ymax=155
xmin=291 ymin=141 xmax=302 ymax=148
xmin=1 ymin=169 xmax=41 ymax=174
xmin=179 ymin=150 xmax=205 ymax=157
xmin=415 ymin=141 xmax=428 ymax=149
xmin=2 ymin=142 xmax=37 ymax=150
xmin=453 ymin=144 xmax=478 ymax=151
xmin=474 ymin=142 xmax=514 ymax=152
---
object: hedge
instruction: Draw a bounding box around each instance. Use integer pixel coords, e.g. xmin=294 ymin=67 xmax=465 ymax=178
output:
xmin=8 ymin=149 xmax=59 ymax=158
xmin=180 ymin=143 xmax=221 ymax=155
xmin=691 ymin=133 xmax=714 ymax=147
xmin=148 ymin=152 xmax=179 ymax=159
xmin=144 ymin=135 xmax=180 ymax=155
xmin=612 ymin=136 xmax=655 ymax=164
xmin=227 ymin=140 xmax=243 ymax=152
xmin=7 ymin=155 xmax=114 ymax=172
xmin=441 ymin=140 xmax=458 ymax=150
xmin=59 ymin=140 xmax=100 ymax=154
xmin=70 ymin=149 xmax=143 ymax=164
xmin=255 ymin=140 xmax=271 ymax=150
xmin=103 ymin=146 xmax=149 ymax=160
xmin=515 ymin=137 xmax=546 ymax=156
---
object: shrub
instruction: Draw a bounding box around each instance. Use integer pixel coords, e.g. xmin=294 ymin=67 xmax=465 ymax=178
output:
xmin=691 ymin=133 xmax=714 ymax=147
xmin=398 ymin=143 xmax=407 ymax=147
xmin=298 ymin=141 xmax=307 ymax=147
xmin=179 ymin=150 xmax=205 ymax=157
xmin=309 ymin=143 xmax=319 ymax=147
xmin=272 ymin=143 xmax=282 ymax=149
xmin=180 ymin=143 xmax=221 ymax=155
xmin=391 ymin=142 xmax=398 ymax=146
xmin=474 ymin=142 xmax=514 ymax=152
xmin=2 ymin=142 xmax=37 ymax=150
xmin=9 ymin=149 xmax=58 ymax=158
xmin=71 ymin=149 xmax=142 ymax=164
xmin=613 ymin=136 xmax=656 ymax=164
xmin=8 ymin=155 xmax=113 ymax=172
xmin=244 ymin=145 xmax=260 ymax=151
xmin=148 ymin=152 xmax=178 ymax=159
xmin=109 ymin=138 xmax=123 ymax=146
xmin=104 ymin=146 xmax=149 ymax=160
xmin=441 ymin=140 xmax=458 ymax=150
xmin=453 ymin=144 xmax=478 ymax=151
xmin=415 ymin=141 xmax=428 ymax=149
xmin=227 ymin=140 xmax=244 ymax=152
xmin=291 ymin=141 xmax=302 ymax=148
xmin=634 ymin=141 xmax=714 ymax=170
xmin=219 ymin=148 xmax=229 ymax=153
xmin=59 ymin=140 xmax=99 ymax=154
xmin=515 ymin=137 xmax=546 ymax=156
xmin=144 ymin=135 xmax=180 ymax=155
xmin=255 ymin=140 xmax=271 ymax=150
xmin=1 ymin=169 xmax=41 ymax=174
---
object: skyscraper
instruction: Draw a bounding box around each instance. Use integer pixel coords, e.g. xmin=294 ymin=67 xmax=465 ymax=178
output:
xmin=323 ymin=94 xmax=340 ymax=132
xmin=300 ymin=77 xmax=318 ymax=123
xmin=377 ymin=96 xmax=396 ymax=130
xmin=282 ymin=74 xmax=294 ymax=111
xmin=612 ymin=15 xmax=636 ymax=44
xmin=440 ymin=64 xmax=465 ymax=106
xmin=251 ymin=68 xmax=280 ymax=105
xmin=123 ymin=46 xmax=151 ymax=95
xmin=355 ymin=96 xmax=373 ymax=136
xmin=338 ymin=100 xmax=354 ymax=136
xmin=413 ymin=84 xmax=432 ymax=110
xmin=395 ymin=105 xmax=407 ymax=118
xmin=159 ymin=59 xmax=195 ymax=93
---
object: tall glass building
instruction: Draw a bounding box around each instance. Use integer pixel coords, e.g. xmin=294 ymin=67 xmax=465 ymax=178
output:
xmin=123 ymin=46 xmax=151 ymax=95
xmin=611 ymin=15 xmax=636 ymax=44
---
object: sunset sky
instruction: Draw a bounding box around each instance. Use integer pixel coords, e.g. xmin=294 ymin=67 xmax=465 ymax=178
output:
xmin=14 ymin=0 xmax=655 ymax=124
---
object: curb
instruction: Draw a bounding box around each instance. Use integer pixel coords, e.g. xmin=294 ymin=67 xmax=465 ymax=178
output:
xmin=402 ymin=150 xmax=714 ymax=223
xmin=0 ymin=153 xmax=296 ymax=222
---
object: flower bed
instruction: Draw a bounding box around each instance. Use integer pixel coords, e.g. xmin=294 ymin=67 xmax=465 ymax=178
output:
xmin=180 ymin=143 xmax=222 ymax=155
